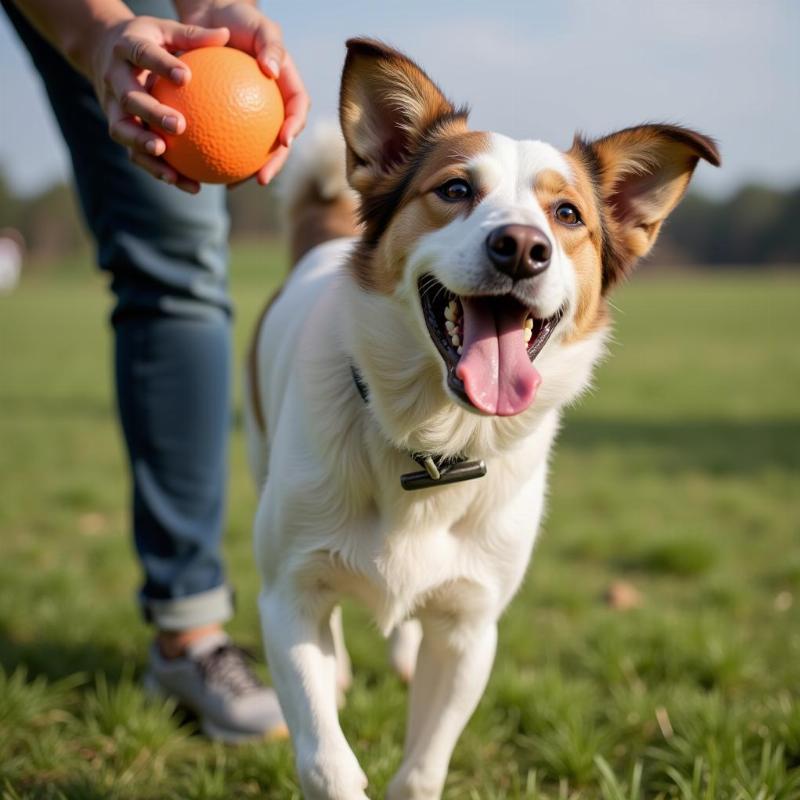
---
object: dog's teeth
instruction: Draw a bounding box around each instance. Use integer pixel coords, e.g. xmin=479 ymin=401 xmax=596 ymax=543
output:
xmin=451 ymin=334 xmax=461 ymax=347
xmin=457 ymin=346 xmax=463 ymax=355
xmin=444 ymin=306 xmax=455 ymax=322
xmin=524 ymin=328 xmax=533 ymax=343
xmin=445 ymin=320 xmax=456 ymax=333
xmin=524 ymin=317 xmax=534 ymax=330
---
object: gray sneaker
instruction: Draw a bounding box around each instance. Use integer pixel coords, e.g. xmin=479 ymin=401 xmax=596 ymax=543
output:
xmin=144 ymin=631 xmax=288 ymax=744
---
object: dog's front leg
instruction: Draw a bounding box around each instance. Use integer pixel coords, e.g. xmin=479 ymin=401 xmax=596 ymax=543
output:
xmin=259 ymin=588 xmax=370 ymax=800
xmin=387 ymin=616 xmax=498 ymax=800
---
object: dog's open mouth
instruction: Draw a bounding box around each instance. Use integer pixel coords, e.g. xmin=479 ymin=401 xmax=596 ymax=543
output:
xmin=419 ymin=276 xmax=561 ymax=416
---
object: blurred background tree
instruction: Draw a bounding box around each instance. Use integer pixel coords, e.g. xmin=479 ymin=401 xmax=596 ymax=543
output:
xmin=0 ymin=172 xmax=87 ymax=262
xmin=1 ymin=167 xmax=798 ymax=269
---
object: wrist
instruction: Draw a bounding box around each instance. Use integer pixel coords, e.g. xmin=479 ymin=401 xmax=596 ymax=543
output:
xmin=65 ymin=4 xmax=133 ymax=78
xmin=174 ymin=0 xmax=219 ymax=24
xmin=174 ymin=0 xmax=256 ymax=24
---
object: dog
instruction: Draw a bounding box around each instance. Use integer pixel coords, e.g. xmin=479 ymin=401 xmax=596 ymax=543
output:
xmin=244 ymin=38 xmax=719 ymax=800
xmin=0 ymin=230 xmax=24 ymax=294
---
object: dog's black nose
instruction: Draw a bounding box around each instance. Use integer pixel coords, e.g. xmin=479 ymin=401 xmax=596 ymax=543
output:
xmin=485 ymin=224 xmax=552 ymax=280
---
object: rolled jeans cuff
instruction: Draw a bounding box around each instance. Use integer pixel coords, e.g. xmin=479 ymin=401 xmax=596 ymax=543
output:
xmin=141 ymin=585 xmax=234 ymax=631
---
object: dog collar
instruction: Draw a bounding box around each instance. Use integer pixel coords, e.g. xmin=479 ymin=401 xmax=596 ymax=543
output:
xmin=350 ymin=365 xmax=487 ymax=491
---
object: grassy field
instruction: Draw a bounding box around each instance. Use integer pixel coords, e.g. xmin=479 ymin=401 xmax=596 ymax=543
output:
xmin=1 ymin=247 xmax=798 ymax=800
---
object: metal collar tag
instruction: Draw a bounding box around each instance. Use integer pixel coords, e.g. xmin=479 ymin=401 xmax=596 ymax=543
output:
xmin=400 ymin=458 xmax=487 ymax=491
xmin=351 ymin=364 xmax=487 ymax=491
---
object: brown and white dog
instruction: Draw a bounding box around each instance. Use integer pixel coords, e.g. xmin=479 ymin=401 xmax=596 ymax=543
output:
xmin=244 ymin=38 xmax=719 ymax=800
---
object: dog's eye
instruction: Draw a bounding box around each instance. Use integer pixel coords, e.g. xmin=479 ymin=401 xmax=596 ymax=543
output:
xmin=554 ymin=203 xmax=582 ymax=226
xmin=436 ymin=178 xmax=473 ymax=202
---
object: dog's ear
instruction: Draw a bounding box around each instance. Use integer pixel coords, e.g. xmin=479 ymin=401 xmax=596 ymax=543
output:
xmin=340 ymin=38 xmax=459 ymax=195
xmin=571 ymin=124 xmax=720 ymax=289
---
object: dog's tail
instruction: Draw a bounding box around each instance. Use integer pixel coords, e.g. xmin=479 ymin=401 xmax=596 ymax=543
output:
xmin=281 ymin=121 xmax=360 ymax=266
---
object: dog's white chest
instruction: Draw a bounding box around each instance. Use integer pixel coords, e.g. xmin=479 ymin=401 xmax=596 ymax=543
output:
xmin=328 ymin=483 xmax=534 ymax=635
xmin=360 ymin=524 xmax=470 ymax=633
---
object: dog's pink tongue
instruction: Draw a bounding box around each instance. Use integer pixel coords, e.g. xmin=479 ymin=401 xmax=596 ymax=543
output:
xmin=455 ymin=297 xmax=541 ymax=416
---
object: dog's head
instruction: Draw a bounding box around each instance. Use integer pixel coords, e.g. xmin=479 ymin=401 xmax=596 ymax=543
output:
xmin=340 ymin=39 xmax=719 ymax=451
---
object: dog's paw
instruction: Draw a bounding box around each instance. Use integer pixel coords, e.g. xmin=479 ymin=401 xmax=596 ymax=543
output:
xmin=389 ymin=619 xmax=423 ymax=684
xmin=297 ymin=743 xmax=370 ymax=800
xmin=386 ymin=764 xmax=446 ymax=800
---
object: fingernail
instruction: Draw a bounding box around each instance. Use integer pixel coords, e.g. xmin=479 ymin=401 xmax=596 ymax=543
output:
xmin=267 ymin=59 xmax=280 ymax=78
xmin=170 ymin=68 xmax=187 ymax=85
xmin=145 ymin=140 xmax=158 ymax=155
xmin=160 ymin=173 xmax=174 ymax=184
xmin=286 ymin=135 xmax=294 ymax=148
xmin=163 ymin=115 xmax=180 ymax=133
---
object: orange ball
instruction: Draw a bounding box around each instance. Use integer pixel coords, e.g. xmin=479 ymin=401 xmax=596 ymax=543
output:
xmin=151 ymin=47 xmax=284 ymax=184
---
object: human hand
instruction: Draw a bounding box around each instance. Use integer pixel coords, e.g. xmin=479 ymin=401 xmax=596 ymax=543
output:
xmin=90 ymin=15 xmax=231 ymax=192
xmin=176 ymin=1 xmax=309 ymax=186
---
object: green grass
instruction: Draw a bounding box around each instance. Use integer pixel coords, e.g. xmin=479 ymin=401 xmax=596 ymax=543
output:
xmin=1 ymin=247 xmax=799 ymax=799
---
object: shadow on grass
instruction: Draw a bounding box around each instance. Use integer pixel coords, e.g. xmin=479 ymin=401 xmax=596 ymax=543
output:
xmin=0 ymin=623 xmax=138 ymax=685
xmin=8 ymin=776 xmax=115 ymax=800
xmin=559 ymin=416 xmax=800 ymax=475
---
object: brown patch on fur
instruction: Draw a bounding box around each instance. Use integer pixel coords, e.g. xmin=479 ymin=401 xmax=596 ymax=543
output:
xmin=404 ymin=130 xmax=491 ymax=199
xmin=246 ymin=288 xmax=284 ymax=435
xmin=533 ymin=169 xmax=570 ymax=199
xmin=535 ymin=166 xmax=608 ymax=341
xmin=287 ymin=188 xmax=360 ymax=266
xmin=352 ymin=128 xmax=491 ymax=294
xmin=340 ymin=39 xmax=461 ymax=196
xmin=340 ymin=39 xmax=478 ymax=294
xmin=568 ymin=124 xmax=720 ymax=289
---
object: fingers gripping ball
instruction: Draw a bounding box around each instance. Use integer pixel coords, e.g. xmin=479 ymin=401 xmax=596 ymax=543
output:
xmin=152 ymin=47 xmax=284 ymax=184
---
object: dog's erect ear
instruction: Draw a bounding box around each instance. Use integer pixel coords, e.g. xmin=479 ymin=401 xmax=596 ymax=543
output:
xmin=340 ymin=38 xmax=459 ymax=194
xmin=571 ymin=124 xmax=720 ymax=289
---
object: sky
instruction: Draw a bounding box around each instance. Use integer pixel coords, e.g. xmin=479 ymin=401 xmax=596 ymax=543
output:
xmin=1 ymin=0 xmax=798 ymax=198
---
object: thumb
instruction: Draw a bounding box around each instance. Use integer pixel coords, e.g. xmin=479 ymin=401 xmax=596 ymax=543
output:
xmin=159 ymin=20 xmax=230 ymax=52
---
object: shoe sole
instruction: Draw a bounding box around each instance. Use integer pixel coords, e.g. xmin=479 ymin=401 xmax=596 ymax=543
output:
xmin=143 ymin=671 xmax=289 ymax=745
xmin=201 ymin=716 xmax=290 ymax=745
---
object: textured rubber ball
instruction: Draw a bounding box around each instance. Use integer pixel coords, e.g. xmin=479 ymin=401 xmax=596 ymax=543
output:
xmin=151 ymin=47 xmax=285 ymax=184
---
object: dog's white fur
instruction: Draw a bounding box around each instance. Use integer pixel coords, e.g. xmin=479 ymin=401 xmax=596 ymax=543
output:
xmin=246 ymin=140 xmax=602 ymax=800
xmin=245 ymin=41 xmax=717 ymax=799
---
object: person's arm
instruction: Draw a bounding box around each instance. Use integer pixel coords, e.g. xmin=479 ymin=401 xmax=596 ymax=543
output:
xmin=9 ymin=0 xmax=133 ymax=76
xmin=11 ymin=0 xmax=230 ymax=192
xmin=10 ymin=0 xmax=308 ymax=191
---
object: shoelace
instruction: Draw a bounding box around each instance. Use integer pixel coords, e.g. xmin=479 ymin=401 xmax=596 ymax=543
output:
xmin=196 ymin=644 xmax=264 ymax=697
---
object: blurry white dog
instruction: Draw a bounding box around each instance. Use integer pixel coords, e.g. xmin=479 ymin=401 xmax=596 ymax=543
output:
xmin=244 ymin=38 xmax=719 ymax=800
xmin=0 ymin=230 xmax=24 ymax=294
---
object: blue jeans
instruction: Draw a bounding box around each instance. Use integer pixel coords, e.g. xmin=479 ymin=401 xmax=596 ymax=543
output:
xmin=5 ymin=0 xmax=235 ymax=629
